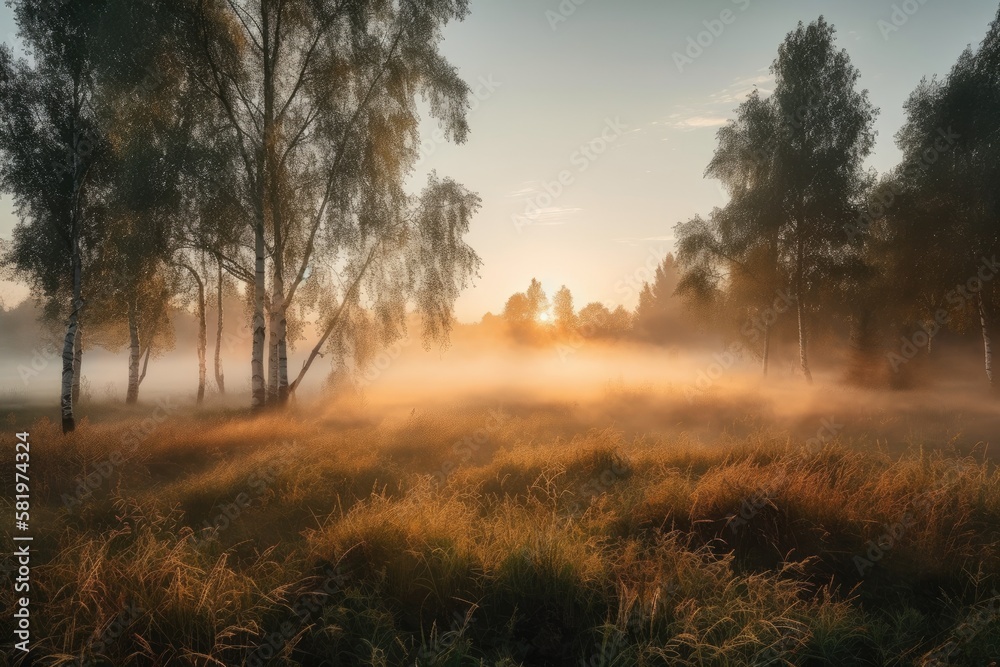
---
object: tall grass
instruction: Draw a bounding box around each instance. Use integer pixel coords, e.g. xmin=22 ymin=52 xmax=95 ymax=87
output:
xmin=1 ymin=397 xmax=998 ymax=665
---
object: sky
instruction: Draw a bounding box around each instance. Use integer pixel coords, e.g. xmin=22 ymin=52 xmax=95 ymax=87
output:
xmin=1 ymin=0 xmax=998 ymax=322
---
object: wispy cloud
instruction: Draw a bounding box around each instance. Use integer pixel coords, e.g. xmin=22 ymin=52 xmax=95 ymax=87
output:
xmin=529 ymin=206 xmax=583 ymax=225
xmin=673 ymin=115 xmax=729 ymax=129
xmin=507 ymin=182 xmax=584 ymax=226
xmin=708 ymin=72 xmax=774 ymax=106
xmin=506 ymin=182 xmax=541 ymax=199
xmin=656 ymin=70 xmax=773 ymax=133
xmin=659 ymin=110 xmax=728 ymax=130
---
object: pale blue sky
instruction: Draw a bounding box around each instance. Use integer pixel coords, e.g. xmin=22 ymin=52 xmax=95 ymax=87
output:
xmin=2 ymin=0 xmax=998 ymax=321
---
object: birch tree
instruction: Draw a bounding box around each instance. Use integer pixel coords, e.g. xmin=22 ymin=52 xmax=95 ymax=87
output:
xmin=214 ymin=259 xmax=227 ymax=393
xmin=0 ymin=1 xmax=109 ymax=433
xmin=100 ymin=22 xmax=198 ymax=403
xmin=1 ymin=0 xmax=197 ymax=423
xmin=676 ymin=90 xmax=788 ymax=375
xmin=289 ymin=174 xmax=480 ymax=395
xmin=177 ymin=262 xmax=209 ymax=403
xmin=676 ymin=19 xmax=875 ymax=383
xmin=185 ymin=0 xmax=478 ymax=409
xmin=880 ymin=7 xmax=1000 ymax=390
xmin=769 ymin=17 xmax=876 ymax=383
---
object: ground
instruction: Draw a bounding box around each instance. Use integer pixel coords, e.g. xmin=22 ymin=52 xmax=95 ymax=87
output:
xmin=1 ymin=384 xmax=999 ymax=666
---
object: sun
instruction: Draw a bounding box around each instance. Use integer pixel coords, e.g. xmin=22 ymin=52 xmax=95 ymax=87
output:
xmin=538 ymin=311 xmax=551 ymax=323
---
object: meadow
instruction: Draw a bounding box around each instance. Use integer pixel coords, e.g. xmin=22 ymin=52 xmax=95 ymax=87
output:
xmin=2 ymin=380 xmax=999 ymax=666
xmin=3 ymin=1 xmax=1000 ymax=665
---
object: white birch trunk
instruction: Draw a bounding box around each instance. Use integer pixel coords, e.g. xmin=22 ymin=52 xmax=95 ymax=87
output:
xmin=979 ymin=294 xmax=993 ymax=389
xmin=272 ymin=270 xmax=289 ymax=404
xmin=266 ymin=179 xmax=284 ymax=406
xmin=251 ymin=218 xmax=267 ymax=411
xmin=61 ymin=83 xmax=85 ymax=434
xmin=187 ymin=265 xmax=207 ymax=404
xmin=267 ymin=308 xmax=279 ymax=405
xmin=214 ymin=260 xmax=225 ymax=394
xmin=797 ymin=296 xmax=812 ymax=384
xmin=139 ymin=345 xmax=151 ymax=386
xmin=126 ymin=299 xmax=140 ymax=404
xmin=796 ymin=233 xmax=812 ymax=385
xmin=72 ymin=325 xmax=82 ymax=404
xmin=266 ymin=293 xmax=289 ymax=404
xmin=61 ymin=250 xmax=82 ymax=433
xmin=277 ymin=312 xmax=288 ymax=403
xmin=61 ymin=133 xmax=85 ymax=434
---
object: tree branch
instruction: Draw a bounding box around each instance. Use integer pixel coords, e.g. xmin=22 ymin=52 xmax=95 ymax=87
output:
xmin=284 ymin=23 xmax=408 ymax=309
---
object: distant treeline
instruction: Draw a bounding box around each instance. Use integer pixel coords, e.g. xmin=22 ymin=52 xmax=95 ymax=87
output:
xmin=485 ymin=256 xmax=700 ymax=348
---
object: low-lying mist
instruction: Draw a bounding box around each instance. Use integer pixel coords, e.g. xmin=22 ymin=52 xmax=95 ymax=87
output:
xmin=328 ymin=333 xmax=998 ymax=454
xmin=6 ymin=315 xmax=996 ymax=458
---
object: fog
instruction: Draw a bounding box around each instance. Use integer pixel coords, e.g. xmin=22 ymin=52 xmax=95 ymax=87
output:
xmin=336 ymin=332 xmax=998 ymax=451
xmin=5 ymin=305 xmax=995 ymax=459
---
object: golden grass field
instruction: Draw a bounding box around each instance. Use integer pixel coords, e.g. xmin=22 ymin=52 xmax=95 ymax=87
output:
xmin=2 ymin=385 xmax=1000 ymax=666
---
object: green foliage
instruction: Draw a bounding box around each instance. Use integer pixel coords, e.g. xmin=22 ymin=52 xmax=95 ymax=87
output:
xmin=677 ymin=16 xmax=878 ymax=381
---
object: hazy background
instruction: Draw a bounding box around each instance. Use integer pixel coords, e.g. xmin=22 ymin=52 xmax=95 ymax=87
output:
xmin=3 ymin=293 xmax=997 ymax=455
xmin=2 ymin=0 xmax=999 ymax=320
xmin=2 ymin=0 xmax=999 ymax=446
